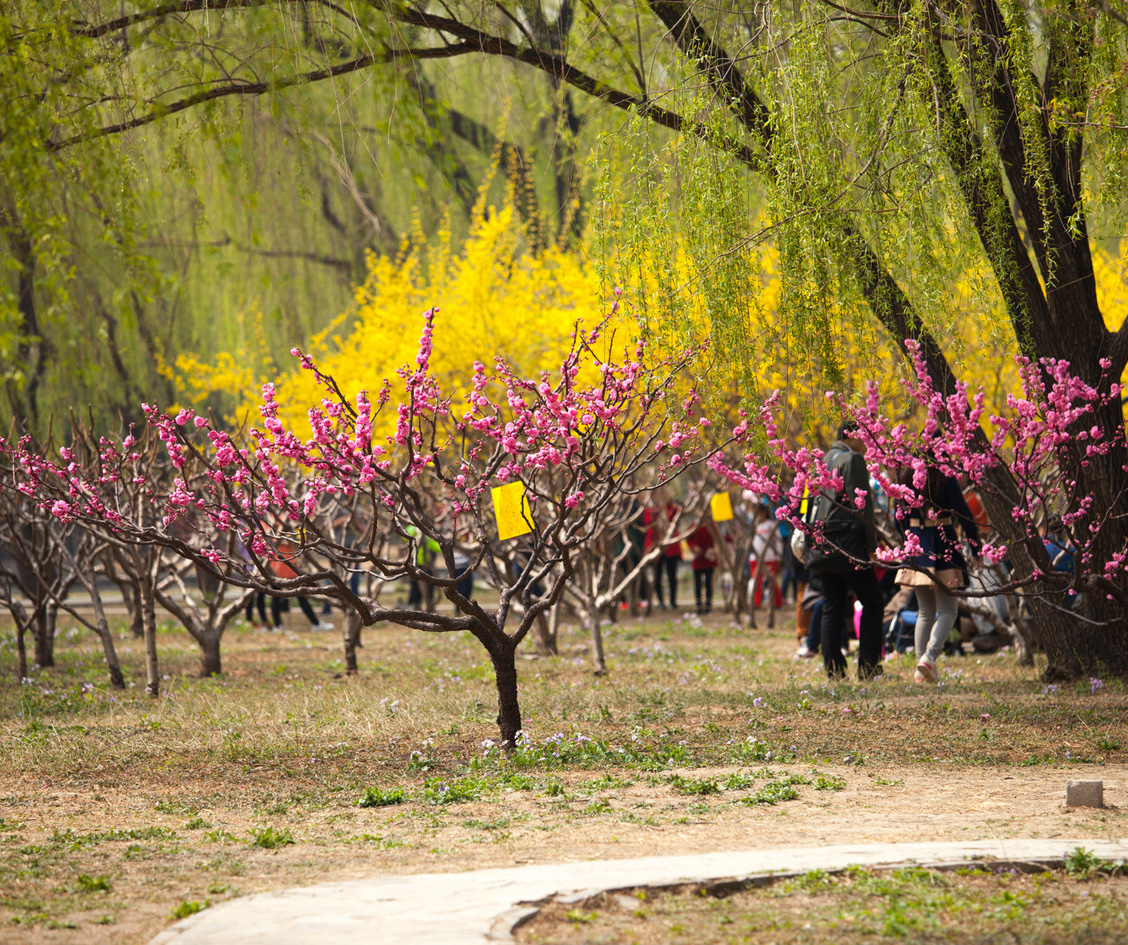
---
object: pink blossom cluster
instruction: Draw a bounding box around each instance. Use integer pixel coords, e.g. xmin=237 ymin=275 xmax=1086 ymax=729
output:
xmin=714 ymin=342 xmax=1128 ymax=603
xmin=2 ymin=301 xmax=754 ymax=583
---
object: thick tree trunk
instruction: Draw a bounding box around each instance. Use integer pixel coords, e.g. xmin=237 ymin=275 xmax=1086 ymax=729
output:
xmin=490 ymin=640 xmax=522 ymax=746
xmin=198 ymin=634 xmax=222 ymax=677
xmin=977 ymin=390 xmax=1128 ymax=680
xmin=343 ymin=611 xmax=363 ymax=674
xmin=1031 ymin=598 xmax=1128 ymax=680
xmin=33 ymin=604 xmax=56 ymax=668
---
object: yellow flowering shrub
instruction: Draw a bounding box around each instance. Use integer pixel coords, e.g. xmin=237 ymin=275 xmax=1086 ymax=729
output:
xmin=165 ymin=197 xmax=1128 ymax=444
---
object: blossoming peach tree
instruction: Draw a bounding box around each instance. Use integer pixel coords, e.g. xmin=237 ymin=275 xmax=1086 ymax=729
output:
xmin=5 ymin=305 xmax=753 ymax=743
xmin=712 ymin=341 xmax=1128 ymax=679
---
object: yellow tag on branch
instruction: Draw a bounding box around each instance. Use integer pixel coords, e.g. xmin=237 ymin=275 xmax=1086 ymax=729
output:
xmin=492 ymin=481 xmax=534 ymax=540
xmin=711 ymin=492 xmax=734 ymax=522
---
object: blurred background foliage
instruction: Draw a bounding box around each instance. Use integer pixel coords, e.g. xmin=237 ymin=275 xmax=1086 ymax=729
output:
xmin=2 ymin=1 xmax=1127 ymax=442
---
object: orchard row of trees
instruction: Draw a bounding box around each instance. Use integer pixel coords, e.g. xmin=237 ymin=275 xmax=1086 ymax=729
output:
xmin=7 ymin=299 xmax=1128 ymax=743
xmin=2 ymin=307 xmax=760 ymax=742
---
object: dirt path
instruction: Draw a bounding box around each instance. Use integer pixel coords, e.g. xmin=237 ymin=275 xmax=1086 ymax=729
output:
xmin=3 ymin=760 xmax=1124 ymax=945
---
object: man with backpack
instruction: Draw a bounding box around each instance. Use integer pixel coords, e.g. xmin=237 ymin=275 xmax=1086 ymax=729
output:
xmin=806 ymin=420 xmax=883 ymax=680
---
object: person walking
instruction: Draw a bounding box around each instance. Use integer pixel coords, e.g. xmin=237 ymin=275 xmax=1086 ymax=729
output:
xmin=652 ymin=501 xmax=683 ymax=610
xmin=806 ymin=420 xmax=883 ymax=680
xmin=894 ymin=464 xmax=982 ymax=683
xmin=687 ymin=521 xmax=718 ymax=614
xmin=749 ymin=500 xmax=784 ymax=609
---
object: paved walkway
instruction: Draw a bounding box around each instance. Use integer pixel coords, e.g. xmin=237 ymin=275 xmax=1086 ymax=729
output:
xmin=150 ymin=838 xmax=1128 ymax=944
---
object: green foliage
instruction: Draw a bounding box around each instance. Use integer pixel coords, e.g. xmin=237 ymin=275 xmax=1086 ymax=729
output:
xmin=75 ymin=874 xmax=112 ymax=893
xmin=50 ymin=826 xmax=176 ymax=850
xmin=421 ymin=777 xmax=481 ymax=805
xmin=813 ymin=774 xmax=847 ymax=792
xmin=1063 ymin=846 xmax=1127 ymax=879
xmin=668 ymin=774 xmax=721 ymax=796
xmin=357 ymin=787 xmax=407 ymax=808
xmin=739 ymin=781 xmax=801 ymax=806
xmin=170 ymin=900 xmax=208 ymax=920
xmin=247 ymin=826 xmax=294 ymax=849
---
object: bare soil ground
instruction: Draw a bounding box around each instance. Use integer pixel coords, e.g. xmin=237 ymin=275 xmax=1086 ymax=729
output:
xmin=1 ymin=603 xmax=1124 ymax=944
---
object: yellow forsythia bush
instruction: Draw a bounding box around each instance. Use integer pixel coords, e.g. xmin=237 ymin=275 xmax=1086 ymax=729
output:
xmin=165 ymin=197 xmax=1128 ymax=440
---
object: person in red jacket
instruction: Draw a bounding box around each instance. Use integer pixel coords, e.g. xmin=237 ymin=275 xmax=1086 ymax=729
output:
xmin=687 ymin=522 xmax=718 ymax=615
xmin=652 ymin=501 xmax=683 ymax=610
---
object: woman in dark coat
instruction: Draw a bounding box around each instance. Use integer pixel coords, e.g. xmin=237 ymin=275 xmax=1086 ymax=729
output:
xmin=894 ymin=465 xmax=982 ymax=683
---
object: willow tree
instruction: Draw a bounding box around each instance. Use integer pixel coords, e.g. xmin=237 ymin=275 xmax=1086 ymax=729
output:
xmin=1 ymin=1 xmax=601 ymax=436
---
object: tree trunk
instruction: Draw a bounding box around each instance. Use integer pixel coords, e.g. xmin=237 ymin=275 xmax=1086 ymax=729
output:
xmin=588 ymin=606 xmax=607 ymax=675
xmin=141 ymin=583 xmax=160 ymax=697
xmin=343 ymin=611 xmax=363 ymax=674
xmin=198 ymin=633 xmax=222 ymax=677
xmin=87 ymin=582 xmax=126 ymax=689
xmin=12 ymin=600 xmax=29 ymax=681
xmin=128 ymin=583 xmax=144 ymax=639
xmin=531 ymin=611 xmax=557 ymax=656
xmin=490 ymin=639 xmax=523 ymax=746
xmin=1032 ymin=596 xmax=1128 ymax=680
xmin=975 ymin=388 xmax=1128 ymax=680
xmin=33 ymin=604 xmax=55 ymax=668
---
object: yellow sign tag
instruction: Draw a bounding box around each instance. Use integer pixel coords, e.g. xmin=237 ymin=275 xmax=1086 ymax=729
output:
xmin=492 ymin=481 xmax=534 ymax=540
xmin=711 ymin=492 xmax=734 ymax=522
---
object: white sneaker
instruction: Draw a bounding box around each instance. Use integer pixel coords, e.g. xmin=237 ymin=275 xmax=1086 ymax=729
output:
xmin=312 ymin=621 xmax=334 ymax=632
xmin=793 ymin=644 xmax=815 ymax=660
xmin=914 ymin=656 xmax=938 ymax=683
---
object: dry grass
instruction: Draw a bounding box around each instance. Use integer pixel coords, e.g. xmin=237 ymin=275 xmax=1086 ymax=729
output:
xmin=0 ymin=602 xmax=1126 ymax=943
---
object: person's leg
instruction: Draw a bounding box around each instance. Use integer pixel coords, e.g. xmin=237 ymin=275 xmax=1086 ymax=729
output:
xmin=256 ymin=592 xmax=268 ymax=623
xmin=795 ymin=581 xmax=810 ymax=643
xmin=769 ymin=562 xmax=783 ymax=608
xmin=270 ymin=595 xmax=283 ymax=628
xmin=848 ymin=568 xmax=884 ymax=677
xmin=653 ymin=559 xmax=666 ymax=607
xmin=807 ymin=599 xmax=823 ymax=652
xmin=704 ymin=569 xmax=714 ymax=612
xmin=924 ymin=585 xmax=959 ymax=664
xmin=246 ymin=594 xmax=256 ymax=624
xmin=667 ymin=557 xmax=679 ymax=609
xmin=819 ymin=572 xmax=849 ymax=678
xmin=297 ymin=596 xmax=319 ymax=626
xmin=693 ymin=570 xmax=704 ymax=611
xmin=914 ymin=586 xmax=938 ymax=657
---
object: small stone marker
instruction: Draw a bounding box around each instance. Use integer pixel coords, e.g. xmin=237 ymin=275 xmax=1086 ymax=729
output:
xmin=1066 ymin=780 xmax=1104 ymax=808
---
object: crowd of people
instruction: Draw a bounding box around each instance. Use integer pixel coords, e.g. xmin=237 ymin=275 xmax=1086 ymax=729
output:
xmin=785 ymin=420 xmax=1004 ymax=684
xmin=619 ymin=418 xmax=1011 ymax=686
